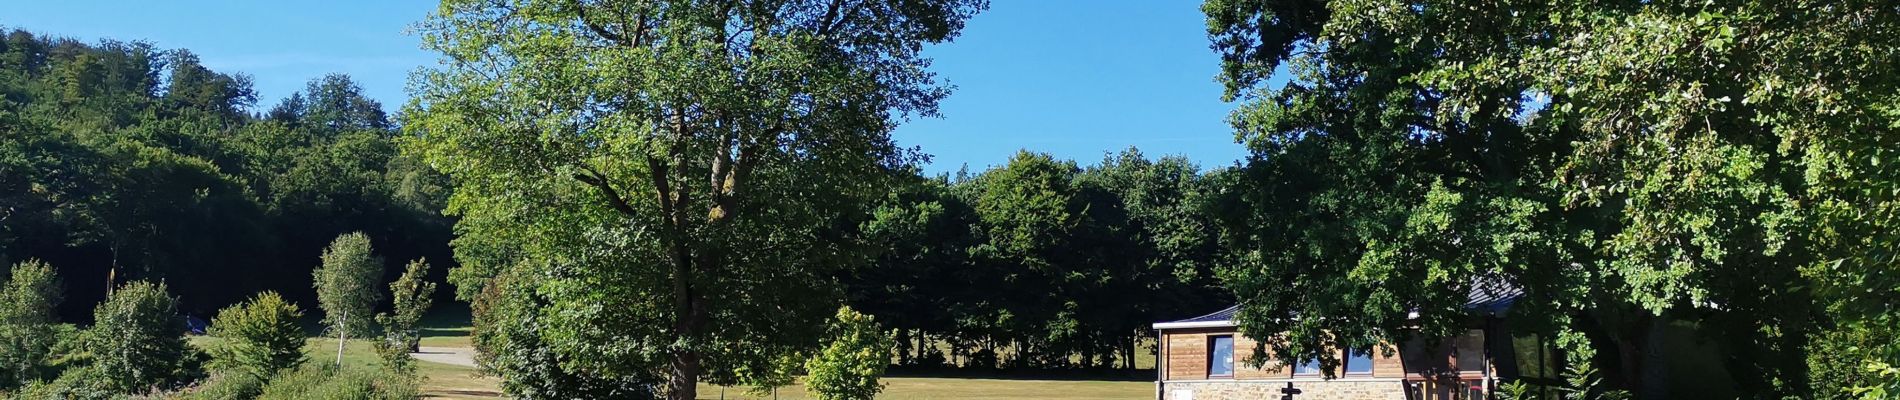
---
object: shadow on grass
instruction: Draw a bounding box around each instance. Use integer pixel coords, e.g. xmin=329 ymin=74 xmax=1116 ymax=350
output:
xmin=883 ymin=365 xmax=1155 ymax=382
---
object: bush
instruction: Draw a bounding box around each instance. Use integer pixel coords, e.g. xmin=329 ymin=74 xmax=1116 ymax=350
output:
xmin=88 ymin=281 xmax=202 ymax=394
xmin=374 ymin=258 xmax=435 ymax=375
xmin=256 ymin=364 xmax=417 ymax=400
xmin=470 ymin=269 xmax=659 ymax=398
xmin=176 ymin=371 xmax=266 ymax=400
xmin=14 ymin=365 xmax=117 ymax=400
xmin=0 ymin=259 xmax=63 ymax=390
xmin=208 ymin=291 xmax=307 ymax=380
xmin=803 ymin=306 xmax=894 ymax=400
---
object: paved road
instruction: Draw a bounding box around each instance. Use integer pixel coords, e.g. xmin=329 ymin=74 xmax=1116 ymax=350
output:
xmin=414 ymin=346 xmax=478 ymax=368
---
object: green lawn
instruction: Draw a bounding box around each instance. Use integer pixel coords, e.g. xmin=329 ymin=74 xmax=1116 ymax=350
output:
xmin=694 ymin=378 xmax=1151 ymax=400
xmin=374 ymin=304 xmax=1152 ymax=399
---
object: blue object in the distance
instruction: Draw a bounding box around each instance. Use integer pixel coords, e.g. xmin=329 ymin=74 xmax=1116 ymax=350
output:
xmin=185 ymin=315 xmax=208 ymax=335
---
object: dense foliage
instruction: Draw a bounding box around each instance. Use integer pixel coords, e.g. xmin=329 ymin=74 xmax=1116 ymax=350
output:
xmin=803 ymin=307 xmax=894 ymax=400
xmin=848 ymin=149 xmax=1228 ymax=370
xmin=0 ymin=259 xmax=62 ymax=389
xmin=253 ymin=363 xmax=418 ymax=400
xmin=313 ymin=232 xmax=384 ymax=339
xmin=405 ymin=0 xmax=986 ymax=398
xmin=1202 ymin=0 xmax=1900 ymax=397
xmin=0 ymin=27 xmax=454 ymax=322
xmin=85 ymin=281 xmax=200 ymax=394
xmin=208 ymin=291 xmax=307 ymax=382
xmin=375 ymin=258 xmax=435 ymax=374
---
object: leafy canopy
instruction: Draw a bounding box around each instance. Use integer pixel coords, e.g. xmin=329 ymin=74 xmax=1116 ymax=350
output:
xmin=405 ymin=0 xmax=985 ymax=398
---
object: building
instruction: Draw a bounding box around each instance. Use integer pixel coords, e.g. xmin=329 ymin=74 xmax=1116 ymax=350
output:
xmin=1151 ymin=286 xmax=1523 ymax=400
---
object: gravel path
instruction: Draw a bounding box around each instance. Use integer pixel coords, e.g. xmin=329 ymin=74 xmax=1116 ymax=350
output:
xmin=413 ymin=346 xmax=478 ymax=368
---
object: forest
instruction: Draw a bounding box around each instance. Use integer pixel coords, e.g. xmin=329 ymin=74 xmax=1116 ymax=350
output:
xmin=5 ymin=0 xmax=1900 ymax=399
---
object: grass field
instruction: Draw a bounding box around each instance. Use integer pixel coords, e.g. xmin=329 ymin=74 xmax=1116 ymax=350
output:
xmin=692 ymin=378 xmax=1151 ymax=400
xmin=233 ymin=304 xmax=1153 ymax=399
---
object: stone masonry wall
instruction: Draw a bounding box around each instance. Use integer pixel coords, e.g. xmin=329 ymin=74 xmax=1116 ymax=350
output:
xmin=1162 ymin=380 xmax=1406 ymax=400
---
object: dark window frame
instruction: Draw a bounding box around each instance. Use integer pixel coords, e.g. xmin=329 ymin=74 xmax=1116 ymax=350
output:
xmin=1207 ymin=335 xmax=1235 ymax=378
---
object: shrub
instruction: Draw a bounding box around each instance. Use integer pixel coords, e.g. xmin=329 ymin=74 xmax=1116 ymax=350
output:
xmin=256 ymin=364 xmax=418 ymax=400
xmin=803 ymin=306 xmax=894 ymax=400
xmin=176 ymin=371 xmax=266 ymax=400
xmin=374 ymin=258 xmax=435 ymax=375
xmin=14 ymin=365 xmax=116 ymax=400
xmin=208 ymin=291 xmax=307 ymax=380
xmin=471 ymin=269 xmax=659 ymax=398
xmin=0 ymin=259 xmax=63 ymax=389
xmin=89 ymin=281 xmax=201 ymax=394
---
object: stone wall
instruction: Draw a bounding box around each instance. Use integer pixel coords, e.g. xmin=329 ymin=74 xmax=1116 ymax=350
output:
xmin=1161 ymin=380 xmax=1406 ymax=400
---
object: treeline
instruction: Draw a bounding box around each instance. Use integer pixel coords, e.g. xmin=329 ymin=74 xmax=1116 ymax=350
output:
xmin=848 ymin=150 xmax=1229 ymax=370
xmin=0 ymin=28 xmax=454 ymax=320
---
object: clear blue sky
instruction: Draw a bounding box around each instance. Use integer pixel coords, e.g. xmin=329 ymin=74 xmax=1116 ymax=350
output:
xmin=3 ymin=1 xmax=1253 ymax=174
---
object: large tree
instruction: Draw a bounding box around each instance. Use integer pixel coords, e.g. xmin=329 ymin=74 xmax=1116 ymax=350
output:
xmin=404 ymin=1 xmax=985 ymax=398
xmin=1203 ymin=0 xmax=1897 ymax=397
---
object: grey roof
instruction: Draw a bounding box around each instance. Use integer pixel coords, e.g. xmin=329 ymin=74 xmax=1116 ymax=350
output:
xmin=1167 ymin=305 xmax=1239 ymax=324
xmin=1465 ymin=279 xmax=1523 ymax=316
xmin=1159 ymin=281 xmax=1523 ymax=326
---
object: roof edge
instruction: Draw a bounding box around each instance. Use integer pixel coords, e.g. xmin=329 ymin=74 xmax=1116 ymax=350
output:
xmin=1152 ymin=320 xmax=1237 ymax=330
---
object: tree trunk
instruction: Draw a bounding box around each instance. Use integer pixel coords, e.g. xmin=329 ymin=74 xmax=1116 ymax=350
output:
xmin=1638 ymin=316 xmax=1668 ymax=400
xmin=336 ymin=310 xmax=348 ymax=368
xmin=665 ymin=242 xmax=708 ymax=400
xmin=669 ymin=349 xmax=702 ymax=400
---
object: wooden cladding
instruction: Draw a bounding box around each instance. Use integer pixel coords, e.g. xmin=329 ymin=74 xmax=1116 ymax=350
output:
xmin=1162 ymin=328 xmax=1404 ymax=380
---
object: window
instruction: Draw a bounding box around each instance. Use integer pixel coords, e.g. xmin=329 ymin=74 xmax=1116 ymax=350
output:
xmin=1294 ymin=358 xmax=1321 ymax=376
xmin=1207 ymin=336 xmax=1235 ymax=377
xmin=1343 ymin=349 xmax=1373 ymax=375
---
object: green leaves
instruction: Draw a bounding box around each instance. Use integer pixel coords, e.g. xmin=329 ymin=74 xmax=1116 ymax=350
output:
xmin=0 ymin=259 xmax=62 ymax=389
xmin=803 ymin=307 xmax=894 ymax=400
xmin=374 ymin=258 xmax=436 ymax=376
xmin=1206 ymin=0 xmax=1900 ymax=393
xmin=87 ymin=281 xmax=199 ymax=394
xmin=313 ymin=232 xmax=384 ymax=338
xmin=208 ymin=291 xmax=306 ymax=382
xmin=405 ymin=1 xmax=985 ymax=397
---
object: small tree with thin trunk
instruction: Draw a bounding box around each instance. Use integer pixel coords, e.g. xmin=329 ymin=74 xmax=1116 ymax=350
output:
xmin=312 ymin=232 xmax=383 ymax=367
xmin=0 ymin=259 xmax=63 ymax=389
xmin=375 ymin=258 xmax=435 ymax=374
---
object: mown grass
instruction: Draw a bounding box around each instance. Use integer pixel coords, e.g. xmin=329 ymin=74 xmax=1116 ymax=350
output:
xmin=693 ymin=378 xmax=1153 ymax=400
xmin=384 ymin=304 xmax=1152 ymax=400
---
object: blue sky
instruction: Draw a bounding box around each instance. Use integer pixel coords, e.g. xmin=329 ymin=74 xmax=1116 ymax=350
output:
xmin=3 ymin=1 xmax=1251 ymax=174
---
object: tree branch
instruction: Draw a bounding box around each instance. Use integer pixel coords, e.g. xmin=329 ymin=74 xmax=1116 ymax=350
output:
xmin=573 ymin=167 xmax=638 ymax=217
xmin=572 ymin=0 xmax=630 ymax=45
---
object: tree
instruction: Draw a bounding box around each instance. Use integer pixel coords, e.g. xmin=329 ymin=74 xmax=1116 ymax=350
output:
xmin=297 ymin=74 xmax=389 ymax=134
xmin=804 ymin=307 xmax=894 ymax=400
xmin=0 ymin=259 xmax=62 ymax=389
xmin=404 ymin=1 xmax=986 ymax=398
xmin=88 ymin=281 xmax=198 ymax=394
xmin=375 ymin=258 xmax=435 ymax=374
xmin=1202 ymin=0 xmax=1897 ymax=396
xmin=208 ymin=291 xmax=305 ymax=381
xmin=313 ymin=232 xmax=383 ymax=367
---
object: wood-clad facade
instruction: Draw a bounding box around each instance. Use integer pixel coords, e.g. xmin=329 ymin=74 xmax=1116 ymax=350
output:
xmin=1152 ymin=304 xmax=1514 ymax=400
